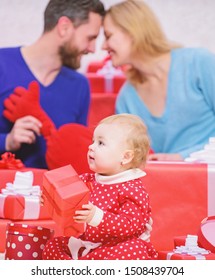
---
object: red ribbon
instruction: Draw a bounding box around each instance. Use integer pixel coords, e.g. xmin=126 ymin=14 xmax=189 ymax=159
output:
xmin=0 ymin=152 xmax=25 ymax=169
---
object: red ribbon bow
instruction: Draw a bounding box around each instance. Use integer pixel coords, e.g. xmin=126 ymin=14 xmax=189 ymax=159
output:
xmin=0 ymin=152 xmax=25 ymax=169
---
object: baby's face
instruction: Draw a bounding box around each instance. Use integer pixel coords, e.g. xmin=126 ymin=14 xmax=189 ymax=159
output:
xmin=87 ymin=123 xmax=128 ymax=175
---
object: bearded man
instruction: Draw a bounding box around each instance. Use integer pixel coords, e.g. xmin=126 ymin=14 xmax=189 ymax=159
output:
xmin=0 ymin=0 xmax=105 ymax=168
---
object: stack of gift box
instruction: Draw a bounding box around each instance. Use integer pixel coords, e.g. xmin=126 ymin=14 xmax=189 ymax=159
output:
xmin=86 ymin=59 xmax=126 ymax=127
xmin=0 ymin=164 xmax=89 ymax=259
xmin=0 ymin=166 xmax=60 ymax=256
xmin=1 ymin=156 xmax=215 ymax=260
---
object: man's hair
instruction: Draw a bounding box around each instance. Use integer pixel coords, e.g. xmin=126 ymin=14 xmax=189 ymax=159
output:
xmin=99 ymin=114 xmax=150 ymax=168
xmin=44 ymin=0 xmax=105 ymax=32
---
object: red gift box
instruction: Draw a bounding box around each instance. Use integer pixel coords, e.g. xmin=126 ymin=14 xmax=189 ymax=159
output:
xmin=5 ymin=223 xmax=54 ymax=260
xmin=0 ymin=219 xmax=63 ymax=254
xmin=0 ymin=169 xmax=51 ymax=220
xmin=0 ymin=195 xmax=40 ymax=220
xmin=0 ymin=219 xmax=11 ymax=253
xmin=158 ymin=250 xmax=215 ymax=260
xmin=86 ymin=57 xmax=125 ymax=94
xmin=86 ymin=56 xmax=110 ymax=73
xmin=42 ymin=165 xmax=90 ymax=237
xmin=0 ymin=168 xmax=47 ymax=189
xmin=86 ymin=73 xmax=126 ymax=94
xmin=174 ymin=236 xmax=187 ymax=247
xmin=198 ymin=216 xmax=215 ymax=253
xmin=0 ymin=219 xmax=62 ymax=255
xmin=88 ymin=94 xmax=116 ymax=128
xmin=142 ymin=161 xmax=215 ymax=251
xmin=159 ymin=234 xmax=215 ymax=260
xmin=87 ymin=61 xmax=105 ymax=73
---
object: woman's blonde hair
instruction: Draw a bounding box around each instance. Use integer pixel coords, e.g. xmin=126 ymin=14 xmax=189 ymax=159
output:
xmin=106 ymin=0 xmax=180 ymax=83
xmin=99 ymin=113 xmax=150 ymax=168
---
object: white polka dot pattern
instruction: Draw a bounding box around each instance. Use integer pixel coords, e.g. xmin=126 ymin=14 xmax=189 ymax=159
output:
xmin=43 ymin=174 xmax=158 ymax=260
xmin=5 ymin=223 xmax=54 ymax=260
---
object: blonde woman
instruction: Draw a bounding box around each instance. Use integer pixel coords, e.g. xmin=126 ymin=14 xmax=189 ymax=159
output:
xmin=43 ymin=114 xmax=157 ymax=260
xmin=103 ymin=0 xmax=215 ymax=161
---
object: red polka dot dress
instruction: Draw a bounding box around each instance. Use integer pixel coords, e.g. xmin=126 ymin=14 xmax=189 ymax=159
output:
xmin=42 ymin=169 xmax=158 ymax=260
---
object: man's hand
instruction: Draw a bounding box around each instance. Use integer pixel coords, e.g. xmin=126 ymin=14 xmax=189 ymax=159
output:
xmin=5 ymin=115 xmax=42 ymax=151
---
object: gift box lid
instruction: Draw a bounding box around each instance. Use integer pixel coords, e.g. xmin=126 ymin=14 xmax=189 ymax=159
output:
xmin=198 ymin=216 xmax=215 ymax=253
xmin=6 ymin=223 xmax=54 ymax=240
xmin=5 ymin=223 xmax=54 ymax=260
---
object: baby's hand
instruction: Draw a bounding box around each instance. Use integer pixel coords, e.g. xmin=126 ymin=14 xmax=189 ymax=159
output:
xmin=139 ymin=217 xmax=153 ymax=242
xmin=74 ymin=202 xmax=96 ymax=224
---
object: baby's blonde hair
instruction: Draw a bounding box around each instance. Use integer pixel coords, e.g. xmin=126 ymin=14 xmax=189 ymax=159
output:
xmin=99 ymin=114 xmax=150 ymax=168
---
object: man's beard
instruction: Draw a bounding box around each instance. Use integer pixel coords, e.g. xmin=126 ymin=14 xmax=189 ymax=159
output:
xmin=59 ymin=43 xmax=82 ymax=70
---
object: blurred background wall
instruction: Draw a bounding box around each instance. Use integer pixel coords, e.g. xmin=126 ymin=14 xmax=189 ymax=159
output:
xmin=0 ymin=0 xmax=215 ymax=72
